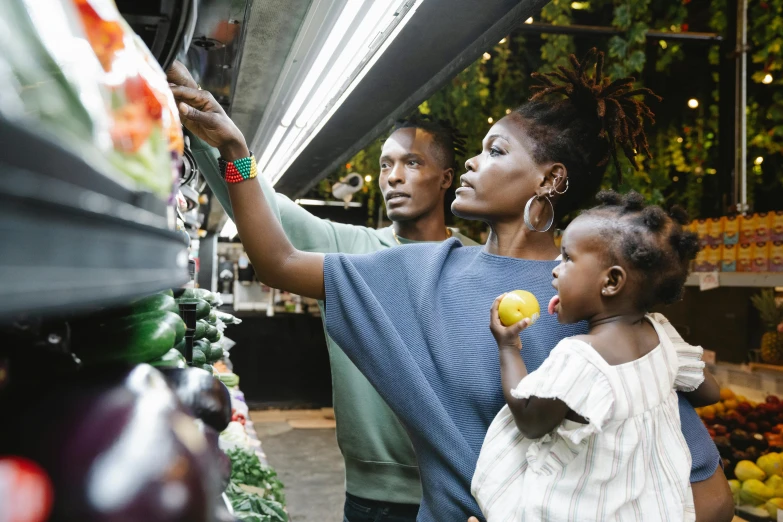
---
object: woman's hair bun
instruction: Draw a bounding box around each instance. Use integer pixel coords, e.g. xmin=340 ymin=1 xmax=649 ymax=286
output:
xmin=668 ymin=205 xmax=689 ymax=226
xmin=528 ymin=48 xmax=662 ymax=184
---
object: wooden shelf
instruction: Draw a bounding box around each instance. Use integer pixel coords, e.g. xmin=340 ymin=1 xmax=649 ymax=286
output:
xmin=686 ymin=272 xmax=783 ymax=288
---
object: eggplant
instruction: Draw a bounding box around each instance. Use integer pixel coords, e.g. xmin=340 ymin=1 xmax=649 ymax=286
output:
xmin=6 ymin=364 xmax=221 ymax=521
xmin=160 ymin=367 xmax=232 ymax=432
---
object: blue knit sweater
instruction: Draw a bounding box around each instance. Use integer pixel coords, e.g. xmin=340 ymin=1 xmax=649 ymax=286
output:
xmin=324 ymin=238 xmax=719 ymax=522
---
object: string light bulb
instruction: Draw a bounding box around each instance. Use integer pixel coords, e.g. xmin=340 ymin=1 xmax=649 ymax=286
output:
xmin=687 ymin=98 xmax=699 ymax=109
xmin=762 ymin=73 xmax=773 ymax=84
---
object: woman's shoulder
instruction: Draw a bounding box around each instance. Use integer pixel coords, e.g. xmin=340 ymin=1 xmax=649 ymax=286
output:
xmin=327 ymin=237 xmax=481 ymax=276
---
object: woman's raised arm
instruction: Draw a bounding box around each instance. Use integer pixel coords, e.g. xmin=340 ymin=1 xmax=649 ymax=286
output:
xmin=171 ymin=85 xmax=326 ymax=300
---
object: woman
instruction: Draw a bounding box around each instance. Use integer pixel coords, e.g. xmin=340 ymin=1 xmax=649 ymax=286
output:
xmin=171 ymin=50 xmax=732 ymax=521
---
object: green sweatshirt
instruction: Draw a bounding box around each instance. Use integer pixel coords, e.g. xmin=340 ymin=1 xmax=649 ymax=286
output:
xmin=189 ymin=134 xmax=477 ymax=504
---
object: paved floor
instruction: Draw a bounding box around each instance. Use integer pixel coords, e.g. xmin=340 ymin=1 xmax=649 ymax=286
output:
xmin=251 ymin=409 xmax=344 ymax=522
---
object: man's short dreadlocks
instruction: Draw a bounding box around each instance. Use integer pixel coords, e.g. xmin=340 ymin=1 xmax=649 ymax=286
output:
xmin=392 ymin=115 xmax=467 ymax=172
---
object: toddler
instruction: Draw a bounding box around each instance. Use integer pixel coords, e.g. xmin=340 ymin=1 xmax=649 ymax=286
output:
xmin=472 ymin=191 xmax=720 ymax=521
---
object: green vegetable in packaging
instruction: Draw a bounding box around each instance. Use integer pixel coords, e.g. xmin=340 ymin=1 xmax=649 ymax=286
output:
xmin=225 ymin=482 xmax=286 ymax=522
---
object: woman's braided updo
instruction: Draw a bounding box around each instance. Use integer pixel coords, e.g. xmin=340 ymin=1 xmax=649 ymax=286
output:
xmin=514 ymin=48 xmax=662 ymax=217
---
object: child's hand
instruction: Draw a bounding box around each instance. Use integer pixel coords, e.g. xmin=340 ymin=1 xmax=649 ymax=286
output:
xmin=490 ymin=293 xmax=530 ymax=351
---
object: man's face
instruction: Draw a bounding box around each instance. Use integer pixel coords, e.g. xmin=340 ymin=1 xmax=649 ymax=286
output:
xmin=379 ymin=128 xmax=452 ymax=222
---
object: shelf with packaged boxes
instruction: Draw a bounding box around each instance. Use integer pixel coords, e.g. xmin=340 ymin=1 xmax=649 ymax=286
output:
xmin=685 ymin=272 xmax=783 ymax=288
xmin=690 ymin=213 xmax=783 ymax=278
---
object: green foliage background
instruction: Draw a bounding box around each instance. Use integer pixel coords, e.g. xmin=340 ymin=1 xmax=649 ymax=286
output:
xmin=316 ymin=0 xmax=783 ymax=241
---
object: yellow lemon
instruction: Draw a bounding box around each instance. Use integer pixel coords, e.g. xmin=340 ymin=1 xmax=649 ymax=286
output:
xmin=499 ymin=290 xmax=541 ymax=327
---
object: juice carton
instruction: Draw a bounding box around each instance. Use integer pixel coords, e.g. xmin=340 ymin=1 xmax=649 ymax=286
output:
xmin=737 ymin=243 xmax=754 ymax=272
xmin=704 ymin=245 xmax=723 ymax=272
xmin=740 ymin=215 xmax=756 ymax=244
xmin=721 ymin=243 xmax=738 ymax=272
xmin=693 ymin=248 xmax=709 ymax=272
xmin=723 ymin=215 xmax=740 ymax=246
xmin=770 ymin=211 xmax=783 ymax=242
xmin=752 ymin=242 xmax=770 ymax=272
xmin=694 ymin=219 xmax=710 ymax=248
xmin=707 ymin=217 xmax=724 ymax=246
xmin=770 ymin=241 xmax=783 ymax=272
xmin=755 ymin=212 xmax=771 ymax=243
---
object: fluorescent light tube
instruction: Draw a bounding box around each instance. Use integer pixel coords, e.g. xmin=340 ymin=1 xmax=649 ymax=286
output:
xmin=296 ymin=1 xmax=397 ymax=128
xmin=269 ymin=1 xmax=421 ymax=184
xmin=295 ymin=199 xmax=362 ymax=207
xmin=280 ymin=0 xmax=365 ymax=127
xmin=258 ymin=125 xmax=287 ymax=172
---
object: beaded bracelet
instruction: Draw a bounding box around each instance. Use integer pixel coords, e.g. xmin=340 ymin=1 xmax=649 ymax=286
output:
xmin=219 ymin=153 xmax=257 ymax=183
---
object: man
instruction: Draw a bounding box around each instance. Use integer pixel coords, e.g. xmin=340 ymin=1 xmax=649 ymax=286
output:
xmin=167 ymin=62 xmax=477 ymax=522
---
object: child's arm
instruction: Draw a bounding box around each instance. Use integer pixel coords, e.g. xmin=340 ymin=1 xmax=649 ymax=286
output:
xmin=683 ymin=368 xmax=720 ymax=407
xmin=490 ymin=294 xmax=570 ymax=439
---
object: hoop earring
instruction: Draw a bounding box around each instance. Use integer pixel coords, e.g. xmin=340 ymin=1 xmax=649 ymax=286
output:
xmin=551 ymin=178 xmax=569 ymax=196
xmin=524 ymin=195 xmax=555 ymax=232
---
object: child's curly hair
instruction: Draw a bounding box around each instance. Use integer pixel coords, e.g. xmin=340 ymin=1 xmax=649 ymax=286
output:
xmin=582 ymin=190 xmax=700 ymax=309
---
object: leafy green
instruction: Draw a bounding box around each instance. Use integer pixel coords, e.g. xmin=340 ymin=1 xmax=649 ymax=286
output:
xmin=226 ymin=482 xmax=287 ymax=522
xmin=226 ymin=448 xmax=285 ymax=504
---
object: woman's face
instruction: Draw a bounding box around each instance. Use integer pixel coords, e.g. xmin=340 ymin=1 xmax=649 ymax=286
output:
xmin=452 ymin=113 xmax=547 ymax=222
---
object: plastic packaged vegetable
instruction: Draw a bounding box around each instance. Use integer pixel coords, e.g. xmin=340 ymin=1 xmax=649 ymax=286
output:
xmin=0 ymin=0 xmax=113 ymax=169
xmin=72 ymin=0 xmax=183 ymax=198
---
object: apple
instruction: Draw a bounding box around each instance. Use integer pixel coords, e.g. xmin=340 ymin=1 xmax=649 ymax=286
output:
xmin=498 ymin=290 xmax=541 ymax=327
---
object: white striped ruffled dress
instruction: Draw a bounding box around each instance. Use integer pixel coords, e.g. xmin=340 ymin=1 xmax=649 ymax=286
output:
xmin=471 ymin=314 xmax=705 ymax=522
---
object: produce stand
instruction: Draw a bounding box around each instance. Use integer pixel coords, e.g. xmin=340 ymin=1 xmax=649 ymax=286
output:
xmin=0 ymin=117 xmax=190 ymax=320
xmin=0 ymin=2 xmax=286 ymax=521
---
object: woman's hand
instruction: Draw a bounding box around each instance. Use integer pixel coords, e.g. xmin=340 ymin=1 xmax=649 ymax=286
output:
xmin=490 ymin=293 xmax=530 ymax=351
xmin=166 ymin=68 xmax=248 ymax=160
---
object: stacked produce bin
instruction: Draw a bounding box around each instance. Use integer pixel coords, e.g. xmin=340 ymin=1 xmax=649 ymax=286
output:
xmin=0 ymin=2 xmax=285 ymax=521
